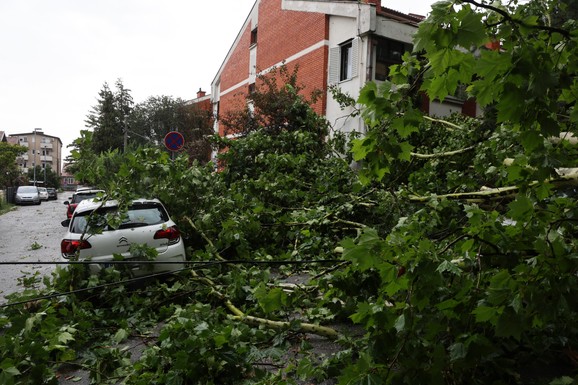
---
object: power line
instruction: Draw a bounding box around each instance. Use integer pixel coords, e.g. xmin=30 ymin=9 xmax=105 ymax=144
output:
xmin=0 ymin=259 xmax=342 ymax=266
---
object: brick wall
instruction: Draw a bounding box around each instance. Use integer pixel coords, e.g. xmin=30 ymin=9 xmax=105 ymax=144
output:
xmin=220 ymin=24 xmax=252 ymax=91
xmin=256 ymin=0 xmax=328 ymax=70
xmin=217 ymin=0 xmax=330 ymax=132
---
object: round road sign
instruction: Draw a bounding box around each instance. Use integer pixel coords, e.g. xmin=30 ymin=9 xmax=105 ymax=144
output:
xmin=164 ymin=131 xmax=185 ymax=151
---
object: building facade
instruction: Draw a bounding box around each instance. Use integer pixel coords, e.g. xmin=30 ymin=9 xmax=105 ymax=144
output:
xmin=9 ymin=130 xmax=63 ymax=180
xmin=210 ymin=0 xmax=480 ymax=140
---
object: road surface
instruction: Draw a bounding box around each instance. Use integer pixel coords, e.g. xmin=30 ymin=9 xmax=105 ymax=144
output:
xmin=0 ymin=194 xmax=68 ymax=303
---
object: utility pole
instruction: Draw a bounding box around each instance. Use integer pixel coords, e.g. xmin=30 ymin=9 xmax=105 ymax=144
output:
xmin=43 ymin=143 xmax=47 ymax=185
xmin=32 ymin=128 xmax=43 ymax=185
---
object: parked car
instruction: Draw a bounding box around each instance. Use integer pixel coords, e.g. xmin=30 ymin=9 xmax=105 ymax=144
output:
xmin=46 ymin=188 xmax=58 ymax=200
xmin=38 ymin=187 xmax=49 ymax=201
xmin=64 ymin=189 xmax=105 ymax=219
xmin=14 ymin=185 xmax=41 ymax=205
xmin=60 ymin=198 xmax=186 ymax=277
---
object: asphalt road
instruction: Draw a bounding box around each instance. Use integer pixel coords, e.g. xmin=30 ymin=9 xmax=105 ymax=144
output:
xmin=0 ymin=194 xmax=69 ymax=303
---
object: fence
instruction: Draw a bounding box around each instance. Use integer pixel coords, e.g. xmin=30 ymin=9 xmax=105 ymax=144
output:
xmin=2 ymin=187 xmax=16 ymax=204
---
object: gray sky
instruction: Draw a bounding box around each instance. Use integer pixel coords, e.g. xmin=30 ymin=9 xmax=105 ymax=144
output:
xmin=0 ymin=0 xmax=435 ymax=160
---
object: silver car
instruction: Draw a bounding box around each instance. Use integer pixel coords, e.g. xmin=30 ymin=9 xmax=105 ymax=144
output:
xmin=14 ymin=185 xmax=41 ymax=205
xmin=60 ymin=198 xmax=186 ymax=277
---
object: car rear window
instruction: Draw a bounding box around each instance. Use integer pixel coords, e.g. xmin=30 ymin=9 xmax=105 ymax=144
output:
xmin=72 ymin=192 xmax=101 ymax=204
xmin=70 ymin=203 xmax=169 ymax=234
xmin=18 ymin=186 xmax=38 ymax=193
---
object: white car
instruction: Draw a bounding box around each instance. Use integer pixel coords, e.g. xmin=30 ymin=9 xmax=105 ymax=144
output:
xmin=60 ymin=198 xmax=186 ymax=277
xmin=38 ymin=187 xmax=49 ymax=201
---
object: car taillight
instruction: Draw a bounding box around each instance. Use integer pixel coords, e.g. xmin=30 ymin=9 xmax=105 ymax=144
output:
xmin=61 ymin=239 xmax=92 ymax=258
xmin=67 ymin=204 xmax=78 ymax=219
xmin=154 ymin=226 xmax=181 ymax=245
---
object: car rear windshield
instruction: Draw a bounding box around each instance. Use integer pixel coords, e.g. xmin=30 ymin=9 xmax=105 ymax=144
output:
xmin=72 ymin=192 xmax=101 ymax=204
xmin=69 ymin=203 xmax=169 ymax=234
xmin=18 ymin=186 xmax=38 ymax=193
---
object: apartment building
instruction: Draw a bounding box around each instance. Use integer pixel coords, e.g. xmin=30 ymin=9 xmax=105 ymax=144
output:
xmin=9 ymin=130 xmax=63 ymax=179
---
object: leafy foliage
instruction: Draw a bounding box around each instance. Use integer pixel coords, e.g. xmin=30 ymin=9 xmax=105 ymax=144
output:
xmin=27 ymin=164 xmax=60 ymax=188
xmin=2 ymin=1 xmax=578 ymax=384
xmin=85 ymin=79 xmax=132 ymax=154
xmin=0 ymin=142 xmax=27 ymax=188
xmin=129 ymin=95 xmax=213 ymax=163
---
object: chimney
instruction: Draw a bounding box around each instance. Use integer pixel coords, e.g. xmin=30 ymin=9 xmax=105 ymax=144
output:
xmin=197 ymin=88 xmax=206 ymax=98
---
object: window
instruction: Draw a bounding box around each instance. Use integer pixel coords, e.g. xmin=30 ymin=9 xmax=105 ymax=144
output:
xmin=71 ymin=204 xmax=168 ymax=234
xmin=329 ymin=38 xmax=359 ymax=84
xmin=340 ymin=40 xmax=353 ymax=81
xmin=374 ymin=38 xmax=412 ymax=81
xmin=251 ymin=27 xmax=258 ymax=46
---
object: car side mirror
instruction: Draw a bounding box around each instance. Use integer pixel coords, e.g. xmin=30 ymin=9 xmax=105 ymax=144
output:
xmin=61 ymin=219 xmax=71 ymax=227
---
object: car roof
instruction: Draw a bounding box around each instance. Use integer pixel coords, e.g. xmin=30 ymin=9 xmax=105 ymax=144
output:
xmin=74 ymin=189 xmax=105 ymax=195
xmin=74 ymin=198 xmax=163 ymax=214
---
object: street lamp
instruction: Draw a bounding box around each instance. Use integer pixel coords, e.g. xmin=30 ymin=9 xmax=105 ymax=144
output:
xmin=32 ymin=128 xmax=43 ymax=185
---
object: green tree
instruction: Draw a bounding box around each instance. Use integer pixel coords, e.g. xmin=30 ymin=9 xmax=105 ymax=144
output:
xmin=218 ymin=65 xmax=331 ymax=181
xmin=85 ymin=79 xmax=133 ymax=154
xmin=129 ymin=96 xmax=213 ymax=163
xmin=338 ymin=0 xmax=578 ymax=383
xmin=27 ymin=165 xmax=60 ymax=188
xmin=0 ymin=142 xmax=27 ymax=188
xmin=220 ymin=64 xmax=327 ymax=139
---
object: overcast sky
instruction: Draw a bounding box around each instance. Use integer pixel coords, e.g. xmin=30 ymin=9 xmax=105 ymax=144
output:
xmin=0 ymin=0 xmax=435 ymax=159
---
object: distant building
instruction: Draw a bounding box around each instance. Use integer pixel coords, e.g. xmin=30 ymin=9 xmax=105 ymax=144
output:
xmin=187 ymin=88 xmax=212 ymax=112
xmin=60 ymin=163 xmax=77 ymax=191
xmin=9 ymin=130 xmax=63 ymax=180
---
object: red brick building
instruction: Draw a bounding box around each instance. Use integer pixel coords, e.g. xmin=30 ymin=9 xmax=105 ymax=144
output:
xmin=211 ymin=0 xmax=428 ymax=138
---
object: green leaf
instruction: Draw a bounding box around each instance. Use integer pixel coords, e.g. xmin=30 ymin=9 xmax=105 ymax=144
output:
xmin=519 ymin=130 xmax=543 ymax=152
xmin=549 ymin=376 xmax=575 ymax=385
xmin=436 ymin=260 xmax=461 ymax=275
xmin=508 ymin=195 xmax=534 ymax=221
xmin=496 ymin=309 xmax=523 ymax=340
xmin=475 ymin=50 xmax=511 ymax=80
xmin=352 ymin=137 xmax=374 ymax=161
xmin=460 ymin=238 xmax=475 ymax=252
xmin=398 ymin=141 xmax=414 ymax=162
xmin=394 ymin=314 xmax=405 ymax=332
xmin=449 ymin=342 xmax=467 ymax=361
xmin=429 ymin=48 xmax=455 ymax=75
xmin=496 ymin=86 xmax=526 ymax=123
xmin=455 ymin=6 xmax=486 ymax=47
xmin=392 ymin=118 xmax=419 ymax=138
xmin=1 ymin=366 xmax=20 ymax=377
xmin=256 ymin=287 xmax=288 ymax=314
xmin=113 ymin=329 xmax=128 ymax=344
xmin=472 ymin=306 xmax=501 ymax=324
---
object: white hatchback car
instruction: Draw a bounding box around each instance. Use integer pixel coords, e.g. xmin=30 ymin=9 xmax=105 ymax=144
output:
xmin=61 ymin=198 xmax=186 ymax=277
xmin=38 ymin=187 xmax=49 ymax=201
